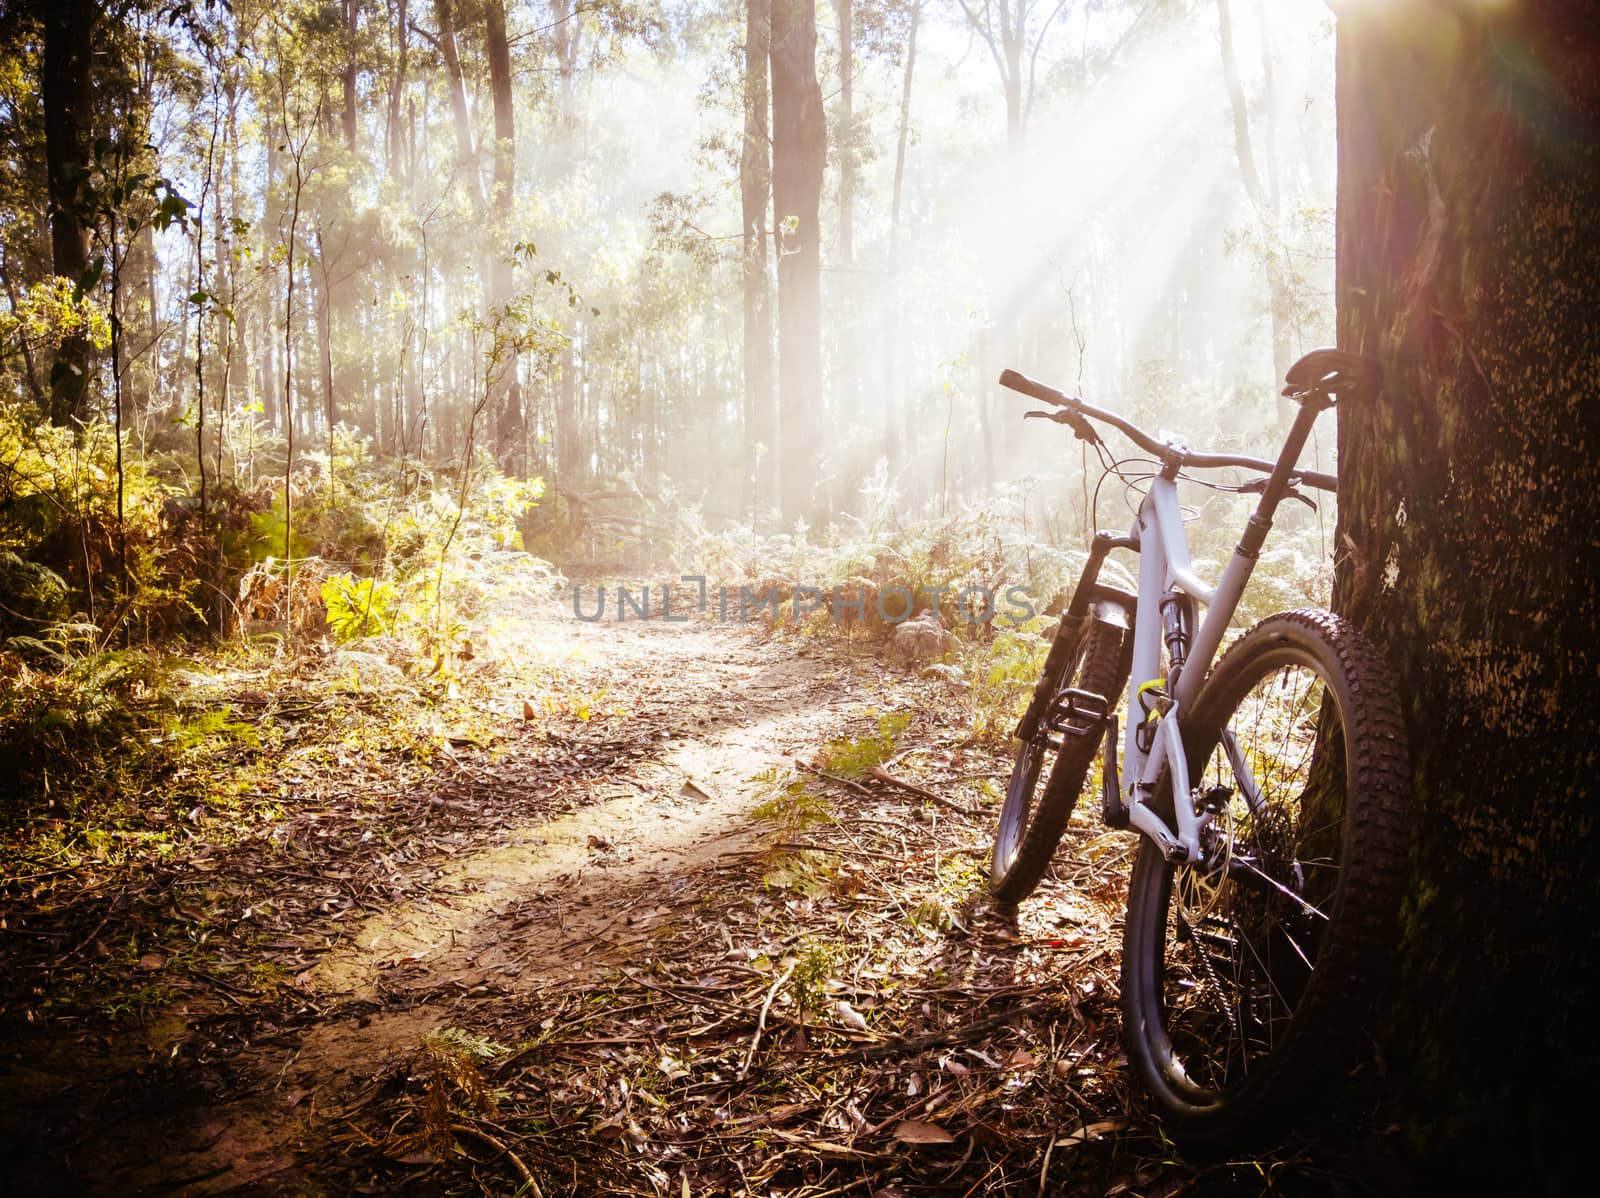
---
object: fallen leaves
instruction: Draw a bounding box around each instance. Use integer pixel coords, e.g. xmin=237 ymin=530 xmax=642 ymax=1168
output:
xmin=892 ymin=1119 xmax=956 ymax=1145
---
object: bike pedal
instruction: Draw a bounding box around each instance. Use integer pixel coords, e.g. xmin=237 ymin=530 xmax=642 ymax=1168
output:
xmin=1045 ymin=687 xmax=1110 ymax=737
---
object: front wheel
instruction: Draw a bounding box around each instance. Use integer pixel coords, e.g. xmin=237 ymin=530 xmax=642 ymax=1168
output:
xmin=991 ymin=613 xmax=1129 ymax=906
xmin=1121 ymin=609 xmax=1409 ymax=1142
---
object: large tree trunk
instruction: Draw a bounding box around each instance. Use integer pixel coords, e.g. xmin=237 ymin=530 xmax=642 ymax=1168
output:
xmin=484 ymin=0 xmax=515 ymax=225
xmin=1334 ymin=3 xmax=1600 ymax=1187
xmin=40 ymin=0 xmax=95 ymax=427
xmin=769 ymin=0 xmax=825 ymax=525
xmin=741 ymin=0 xmax=774 ymax=519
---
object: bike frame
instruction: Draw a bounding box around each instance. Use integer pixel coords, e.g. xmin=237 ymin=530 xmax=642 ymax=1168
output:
xmin=1118 ymin=473 xmax=1252 ymax=861
xmin=1029 ymin=386 xmax=1337 ymax=865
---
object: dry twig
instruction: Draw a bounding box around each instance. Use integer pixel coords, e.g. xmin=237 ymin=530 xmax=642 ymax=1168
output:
xmin=739 ymin=957 xmax=797 ymax=1079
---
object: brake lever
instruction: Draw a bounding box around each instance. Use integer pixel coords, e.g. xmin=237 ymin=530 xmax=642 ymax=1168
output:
xmin=1024 ymin=408 xmax=1099 ymax=444
xmin=1238 ymin=475 xmax=1317 ymax=511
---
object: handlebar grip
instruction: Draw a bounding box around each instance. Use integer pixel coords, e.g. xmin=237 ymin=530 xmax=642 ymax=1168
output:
xmin=999 ymin=368 xmax=1069 ymax=407
xmin=1296 ymin=468 xmax=1339 ymax=492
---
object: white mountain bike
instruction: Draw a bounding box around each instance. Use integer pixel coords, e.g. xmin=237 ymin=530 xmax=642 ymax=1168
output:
xmin=991 ymin=349 xmax=1410 ymax=1141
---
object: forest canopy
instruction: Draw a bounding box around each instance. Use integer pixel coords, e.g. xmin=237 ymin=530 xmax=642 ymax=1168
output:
xmin=0 ymin=0 xmax=1335 ymax=645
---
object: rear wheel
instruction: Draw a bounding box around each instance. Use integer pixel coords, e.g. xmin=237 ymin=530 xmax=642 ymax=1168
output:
xmin=1121 ymin=609 xmax=1408 ymax=1141
xmin=991 ymin=614 xmax=1129 ymax=906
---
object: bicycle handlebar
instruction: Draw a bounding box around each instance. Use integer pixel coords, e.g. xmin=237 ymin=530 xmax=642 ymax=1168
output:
xmin=998 ymin=367 xmax=1338 ymax=493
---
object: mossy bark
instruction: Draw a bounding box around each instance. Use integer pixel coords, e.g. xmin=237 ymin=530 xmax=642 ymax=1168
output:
xmin=1334 ymin=3 xmax=1600 ymax=1185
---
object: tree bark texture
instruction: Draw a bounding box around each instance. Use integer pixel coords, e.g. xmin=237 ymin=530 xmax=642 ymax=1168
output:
xmin=1334 ymin=3 xmax=1600 ymax=1184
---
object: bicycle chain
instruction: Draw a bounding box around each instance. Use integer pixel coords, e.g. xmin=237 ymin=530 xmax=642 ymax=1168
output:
xmin=1184 ymin=906 xmax=1243 ymax=1062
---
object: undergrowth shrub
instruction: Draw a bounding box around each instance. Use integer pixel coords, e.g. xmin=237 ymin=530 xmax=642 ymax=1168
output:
xmin=658 ymin=477 xmax=1333 ymax=743
xmin=0 ymin=627 xmax=163 ymax=816
xmin=0 ymin=406 xmax=177 ymax=631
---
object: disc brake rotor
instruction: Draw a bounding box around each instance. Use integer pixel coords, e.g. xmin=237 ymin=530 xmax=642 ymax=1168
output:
xmin=1174 ymin=803 xmax=1233 ymax=925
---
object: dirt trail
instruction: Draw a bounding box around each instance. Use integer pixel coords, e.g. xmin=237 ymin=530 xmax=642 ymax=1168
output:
xmin=10 ymin=610 xmax=877 ymax=1196
xmin=311 ymin=620 xmax=850 ymax=999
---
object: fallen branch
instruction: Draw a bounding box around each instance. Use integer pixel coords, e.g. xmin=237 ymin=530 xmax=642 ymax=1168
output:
xmin=866 ymin=766 xmax=979 ymax=817
xmin=796 ymin=760 xmax=874 ymax=797
xmin=451 ymin=1122 xmax=541 ymax=1196
xmin=857 ymin=999 xmax=1054 ymax=1061
xmin=771 ymin=841 xmax=905 ymax=863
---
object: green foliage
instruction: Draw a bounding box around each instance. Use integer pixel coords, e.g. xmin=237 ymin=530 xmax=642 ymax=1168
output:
xmin=751 ymin=766 xmax=833 ymax=836
xmin=0 ymin=405 xmax=198 ymax=633
xmin=0 ymin=550 xmax=68 ymax=633
xmin=787 ymin=939 xmax=843 ymax=1019
xmin=159 ymin=705 xmax=259 ymax=756
xmin=966 ymin=616 xmax=1054 ymax=744
xmin=763 ymin=852 xmax=837 ymax=899
xmin=321 ymin=572 xmax=395 ymax=641
xmin=248 ymin=492 xmax=316 ymax=565
xmin=0 ymin=627 xmax=162 ymax=811
xmin=0 ymin=277 xmax=112 ymax=355
xmin=819 ymin=710 xmax=911 ymax=778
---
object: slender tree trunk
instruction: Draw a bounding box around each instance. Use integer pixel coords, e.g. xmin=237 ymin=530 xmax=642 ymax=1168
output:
xmin=109 ymin=192 xmax=126 ymax=590
xmin=741 ymin=0 xmax=774 ymax=519
xmin=139 ymin=218 xmax=158 ymax=409
xmin=835 ymin=0 xmax=853 ymax=266
xmin=887 ymin=6 xmax=919 ymax=479
xmin=433 ymin=0 xmax=483 ymax=213
xmin=222 ymin=74 xmax=244 ymax=479
xmin=342 ymin=0 xmax=360 ymax=150
xmin=1 ymin=253 xmax=48 ymax=410
xmin=890 ymin=7 xmax=918 ymax=253
xmin=196 ymin=96 xmax=220 ymax=540
xmin=770 ymin=0 xmax=825 ymax=525
xmin=1218 ymin=0 xmax=1292 ymax=419
xmin=280 ymin=104 xmax=315 ymax=620
xmin=40 ymin=0 xmax=95 ymax=427
xmin=314 ymin=227 xmax=335 ymax=461
xmin=1334 ymin=3 xmax=1600 ymax=1188
xmin=549 ymin=0 xmax=581 ymax=135
xmin=483 ymin=0 xmax=520 ymax=460
xmin=557 ymin=340 xmax=578 ymax=484
xmin=386 ymin=0 xmax=409 ymax=181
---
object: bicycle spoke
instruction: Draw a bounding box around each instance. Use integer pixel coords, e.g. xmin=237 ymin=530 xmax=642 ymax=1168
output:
xmin=1149 ymin=643 xmax=1359 ymax=1098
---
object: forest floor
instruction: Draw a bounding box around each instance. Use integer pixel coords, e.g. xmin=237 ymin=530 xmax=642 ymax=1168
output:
xmin=0 ymin=600 xmax=1377 ymax=1196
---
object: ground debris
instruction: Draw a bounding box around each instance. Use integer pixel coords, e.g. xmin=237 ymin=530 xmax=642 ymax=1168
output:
xmin=0 ymin=611 xmax=1243 ymax=1195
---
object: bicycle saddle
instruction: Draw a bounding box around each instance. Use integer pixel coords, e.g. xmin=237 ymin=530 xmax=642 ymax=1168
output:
xmin=1282 ymin=348 xmax=1381 ymax=401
